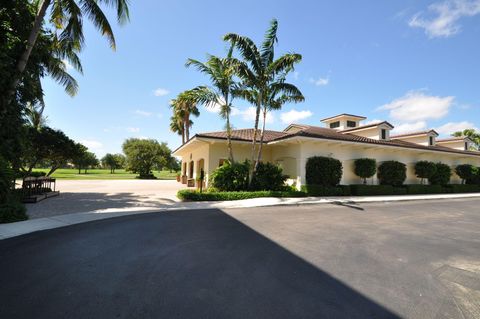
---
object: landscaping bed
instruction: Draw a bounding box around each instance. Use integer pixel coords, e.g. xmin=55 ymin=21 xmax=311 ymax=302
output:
xmin=177 ymin=184 xmax=480 ymax=201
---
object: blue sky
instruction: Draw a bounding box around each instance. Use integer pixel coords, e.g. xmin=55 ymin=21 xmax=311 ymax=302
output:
xmin=42 ymin=0 xmax=480 ymax=157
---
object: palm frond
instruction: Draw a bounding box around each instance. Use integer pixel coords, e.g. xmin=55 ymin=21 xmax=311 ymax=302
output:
xmin=80 ymin=0 xmax=116 ymax=49
xmin=261 ymin=19 xmax=278 ymax=67
xmin=46 ymin=56 xmax=79 ymax=96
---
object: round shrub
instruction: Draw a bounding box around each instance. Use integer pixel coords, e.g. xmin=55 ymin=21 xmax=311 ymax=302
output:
xmin=455 ymin=164 xmax=474 ymax=184
xmin=354 ymin=158 xmax=376 ymax=184
xmin=0 ymin=201 xmax=28 ymax=224
xmin=414 ymin=161 xmax=436 ymax=184
xmin=251 ymin=162 xmax=287 ymax=191
xmin=210 ymin=160 xmax=249 ymax=191
xmin=467 ymin=167 xmax=480 ymax=185
xmin=377 ymin=161 xmax=406 ymax=186
xmin=306 ymin=156 xmax=343 ymax=186
xmin=428 ymin=163 xmax=451 ymax=185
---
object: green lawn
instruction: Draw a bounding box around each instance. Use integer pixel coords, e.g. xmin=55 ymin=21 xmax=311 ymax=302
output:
xmin=32 ymin=168 xmax=178 ymax=180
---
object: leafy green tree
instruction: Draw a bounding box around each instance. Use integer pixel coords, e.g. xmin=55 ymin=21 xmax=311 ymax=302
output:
xmin=102 ymin=154 xmax=115 ymax=173
xmin=122 ymin=138 xmax=172 ymax=179
xmin=354 ymin=158 xmax=377 ymax=184
xmin=455 ymin=164 xmax=474 ymax=184
xmin=377 ymin=161 xmax=406 ymax=186
xmin=169 ymin=110 xmax=186 ymax=145
xmin=224 ymin=19 xmax=303 ymax=169
xmin=113 ymin=154 xmax=126 ymax=169
xmin=428 ymin=163 xmax=451 ymax=185
xmin=414 ymin=161 xmax=437 ymax=185
xmin=186 ymin=45 xmax=239 ymax=162
xmin=452 ymin=129 xmax=480 ymax=150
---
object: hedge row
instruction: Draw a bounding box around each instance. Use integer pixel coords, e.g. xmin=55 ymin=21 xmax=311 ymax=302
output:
xmin=177 ymin=189 xmax=306 ymax=201
xmin=178 ymin=184 xmax=480 ymax=201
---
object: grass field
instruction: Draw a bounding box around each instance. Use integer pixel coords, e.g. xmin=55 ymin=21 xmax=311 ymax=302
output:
xmin=32 ymin=168 xmax=178 ymax=180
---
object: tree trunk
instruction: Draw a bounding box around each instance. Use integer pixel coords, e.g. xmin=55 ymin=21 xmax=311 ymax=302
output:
xmin=184 ymin=113 xmax=190 ymax=142
xmin=249 ymin=94 xmax=262 ymax=185
xmin=47 ymin=165 xmax=58 ymax=177
xmin=5 ymin=0 xmax=52 ymax=108
xmin=256 ymin=106 xmax=267 ymax=165
xmin=181 ymin=129 xmax=185 ymax=145
xmin=226 ymin=108 xmax=234 ymax=162
xmin=78 ymin=167 xmax=81 ymax=174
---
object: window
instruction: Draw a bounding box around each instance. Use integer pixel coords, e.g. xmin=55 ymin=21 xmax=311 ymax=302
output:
xmin=465 ymin=142 xmax=468 ymax=150
xmin=346 ymin=120 xmax=357 ymax=128
xmin=429 ymin=136 xmax=433 ymax=146
xmin=381 ymin=129 xmax=386 ymax=140
xmin=329 ymin=121 xmax=340 ymax=129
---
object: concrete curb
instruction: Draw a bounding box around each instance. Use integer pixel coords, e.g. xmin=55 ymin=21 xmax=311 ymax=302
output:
xmin=1 ymin=193 xmax=480 ymax=240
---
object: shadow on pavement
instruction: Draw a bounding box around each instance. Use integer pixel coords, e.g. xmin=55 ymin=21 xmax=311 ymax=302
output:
xmin=26 ymin=192 xmax=178 ymax=218
xmin=0 ymin=209 xmax=399 ymax=319
xmin=330 ymin=200 xmax=365 ymax=211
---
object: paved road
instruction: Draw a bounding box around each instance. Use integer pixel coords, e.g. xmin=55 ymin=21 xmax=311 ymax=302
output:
xmin=1 ymin=199 xmax=479 ymax=318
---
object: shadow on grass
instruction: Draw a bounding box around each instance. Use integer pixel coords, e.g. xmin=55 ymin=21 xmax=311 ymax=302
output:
xmin=0 ymin=209 xmax=399 ymax=318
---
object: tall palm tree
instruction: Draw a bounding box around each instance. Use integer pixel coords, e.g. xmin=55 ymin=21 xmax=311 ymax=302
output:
xmin=224 ymin=19 xmax=303 ymax=170
xmin=186 ymin=47 xmax=238 ymax=162
xmin=6 ymin=0 xmax=129 ymax=104
xmin=169 ymin=109 xmax=185 ymax=145
xmin=170 ymin=91 xmax=200 ymax=143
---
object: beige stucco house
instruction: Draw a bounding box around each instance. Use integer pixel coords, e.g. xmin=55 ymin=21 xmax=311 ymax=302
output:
xmin=173 ymin=113 xmax=480 ymax=189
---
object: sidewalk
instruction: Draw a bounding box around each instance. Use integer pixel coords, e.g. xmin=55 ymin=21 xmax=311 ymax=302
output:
xmin=1 ymin=192 xmax=480 ymax=240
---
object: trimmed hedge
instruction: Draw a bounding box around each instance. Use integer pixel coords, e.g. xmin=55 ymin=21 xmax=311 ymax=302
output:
xmin=414 ymin=161 xmax=436 ymax=184
xmin=444 ymin=184 xmax=480 ymax=193
xmin=378 ymin=161 xmax=406 ymax=186
xmin=301 ymin=185 xmax=351 ymax=196
xmin=455 ymin=164 xmax=475 ymax=184
xmin=350 ymin=185 xmax=407 ymax=196
xmin=306 ymin=156 xmax=343 ymax=186
xmin=354 ymin=158 xmax=376 ymax=184
xmin=177 ymin=189 xmax=306 ymax=201
xmin=405 ymin=184 xmax=443 ymax=194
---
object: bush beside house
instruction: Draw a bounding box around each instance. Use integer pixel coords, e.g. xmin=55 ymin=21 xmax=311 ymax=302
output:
xmin=353 ymin=158 xmax=376 ymax=185
xmin=414 ymin=161 xmax=437 ymax=185
xmin=305 ymin=156 xmax=343 ymax=186
xmin=377 ymin=161 xmax=406 ymax=186
xmin=429 ymin=163 xmax=451 ymax=185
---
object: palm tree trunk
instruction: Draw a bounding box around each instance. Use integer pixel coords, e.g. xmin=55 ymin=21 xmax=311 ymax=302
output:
xmin=256 ymin=106 xmax=268 ymax=165
xmin=184 ymin=113 xmax=190 ymax=141
xmin=181 ymin=129 xmax=185 ymax=145
xmin=251 ymin=94 xmax=262 ymax=167
xmin=6 ymin=0 xmax=51 ymax=107
xmin=226 ymin=109 xmax=234 ymax=162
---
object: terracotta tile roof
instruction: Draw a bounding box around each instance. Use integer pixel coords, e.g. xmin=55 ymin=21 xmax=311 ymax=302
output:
xmin=340 ymin=121 xmax=394 ymax=133
xmin=188 ymin=125 xmax=480 ymax=157
xmin=391 ymin=130 xmax=439 ymax=138
xmin=197 ymin=129 xmax=291 ymax=142
xmin=436 ymin=137 xmax=468 ymax=142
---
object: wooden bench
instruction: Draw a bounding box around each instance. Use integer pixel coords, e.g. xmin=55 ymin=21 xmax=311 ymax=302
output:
xmin=21 ymin=176 xmax=59 ymax=203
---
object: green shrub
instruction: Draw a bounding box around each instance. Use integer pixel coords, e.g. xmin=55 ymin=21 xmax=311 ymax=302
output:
xmin=467 ymin=167 xmax=480 ymax=185
xmin=406 ymin=184 xmax=443 ymax=194
xmin=0 ymin=156 xmax=14 ymax=204
xmin=429 ymin=163 xmax=451 ymax=185
xmin=444 ymin=184 xmax=480 ymax=193
xmin=210 ymin=160 xmax=249 ymax=191
xmin=455 ymin=164 xmax=475 ymax=184
xmin=301 ymin=185 xmax=350 ymax=196
xmin=414 ymin=161 xmax=436 ymax=184
xmin=354 ymin=158 xmax=376 ymax=184
xmin=306 ymin=156 xmax=343 ymax=186
xmin=377 ymin=161 xmax=406 ymax=186
xmin=0 ymin=201 xmax=27 ymax=223
xmin=350 ymin=185 xmax=407 ymax=196
xmin=251 ymin=162 xmax=287 ymax=191
xmin=177 ymin=189 xmax=306 ymax=201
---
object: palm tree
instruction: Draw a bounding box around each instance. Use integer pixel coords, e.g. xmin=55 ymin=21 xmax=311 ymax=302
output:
xmin=7 ymin=0 xmax=129 ymax=104
xmin=170 ymin=91 xmax=200 ymax=143
xmin=169 ymin=109 xmax=185 ymax=145
xmin=26 ymin=102 xmax=48 ymax=130
xmin=224 ymin=19 xmax=303 ymax=169
xmin=186 ymin=47 xmax=238 ymax=162
xmin=452 ymin=129 xmax=480 ymax=150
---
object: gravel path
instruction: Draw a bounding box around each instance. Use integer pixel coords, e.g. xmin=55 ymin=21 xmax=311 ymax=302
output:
xmin=26 ymin=180 xmax=186 ymax=219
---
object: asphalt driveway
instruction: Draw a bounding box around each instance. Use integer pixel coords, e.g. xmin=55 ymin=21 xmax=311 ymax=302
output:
xmin=1 ymin=198 xmax=479 ymax=318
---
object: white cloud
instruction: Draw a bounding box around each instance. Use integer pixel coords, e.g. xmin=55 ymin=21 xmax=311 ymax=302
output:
xmin=126 ymin=127 xmax=140 ymax=133
xmin=134 ymin=110 xmax=152 ymax=117
xmin=62 ymin=59 xmax=73 ymax=71
xmin=153 ymin=88 xmax=169 ymax=97
xmin=391 ymin=121 xmax=428 ymax=134
xmin=435 ymin=121 xmax=478 ymax=135
xmin=80 ymin=139 xmax=103 ymax=150
xmin=232 ymin=106 xmax=274 ymax=124
xmin=378 ymin=91 xmax=454 ymax=122
xmin=409 ymin=0 xmax=480 ymax=38
xmin=363 ymin=119 xmax=384 ymax=126
xmin=280 ymin=109 xmax=313 ymax=124
xmin=309 ymin=77 xmax=329 ymax=86
xmin=293 ymin=71 xmax=300 ymax=80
